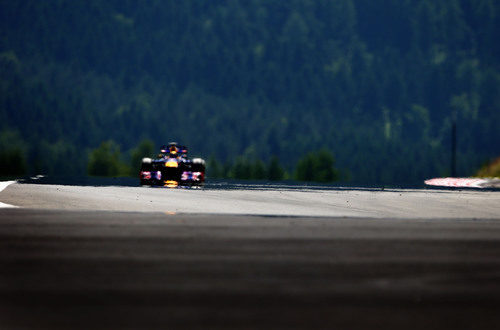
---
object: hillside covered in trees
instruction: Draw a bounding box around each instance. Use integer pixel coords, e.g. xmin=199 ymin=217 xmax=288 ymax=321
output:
xmin=1 ymin=0 xmax=499 ymax=184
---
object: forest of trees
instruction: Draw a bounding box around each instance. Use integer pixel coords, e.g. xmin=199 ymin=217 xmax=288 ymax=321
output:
xmin=1 ymin=0 xmax=499 ymax=184
xmin=86 ymin=138 xmax=339 ymax=183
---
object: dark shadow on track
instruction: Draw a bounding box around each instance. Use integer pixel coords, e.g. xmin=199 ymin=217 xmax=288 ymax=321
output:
xmin=1 ymin=209 xmax=500 ymax=330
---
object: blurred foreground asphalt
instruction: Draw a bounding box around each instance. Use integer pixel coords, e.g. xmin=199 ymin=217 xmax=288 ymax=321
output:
xmin=1 ymin=209 xmax=500 ymax=329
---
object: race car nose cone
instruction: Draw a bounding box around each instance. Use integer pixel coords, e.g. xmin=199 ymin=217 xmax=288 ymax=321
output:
xmin=165 ymin=160 xmax=178 ymax=168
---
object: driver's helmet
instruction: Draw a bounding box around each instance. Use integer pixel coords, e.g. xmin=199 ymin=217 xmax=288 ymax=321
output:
xmin=169 ymin=145 xmax=178 ymax=156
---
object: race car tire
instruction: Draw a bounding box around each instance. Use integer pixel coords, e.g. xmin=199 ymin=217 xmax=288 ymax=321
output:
xmin=141 ymin=157 xmax=153 ymax=171
xmin=191 ymin=158 xmax=206 ymax=172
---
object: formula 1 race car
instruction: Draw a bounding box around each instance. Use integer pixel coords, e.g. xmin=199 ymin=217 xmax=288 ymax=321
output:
xmin=139 ymin=143 xmax=205 ymax=187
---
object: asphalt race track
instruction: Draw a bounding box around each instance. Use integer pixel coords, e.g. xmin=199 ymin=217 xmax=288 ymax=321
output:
xmin=1 ymin=182 xmax=500 ymax=218
xmin=1 ymin=181 xmax=500 ymax=329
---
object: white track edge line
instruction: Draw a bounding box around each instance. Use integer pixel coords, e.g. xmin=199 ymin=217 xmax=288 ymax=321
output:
xmin=0 ymin=181 xmax=18 ymax=208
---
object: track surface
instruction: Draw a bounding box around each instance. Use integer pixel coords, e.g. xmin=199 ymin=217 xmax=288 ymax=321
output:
xmin=1 ymin=182 xmax=500 ymax=329
xmin=1 ymin=182 xmax=499 ymax=218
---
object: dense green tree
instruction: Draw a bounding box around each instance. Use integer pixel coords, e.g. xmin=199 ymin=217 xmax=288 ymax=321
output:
xmin=252 ymin=159 xmax=267 ymax=180
xmin=35 ymin=140 xmax=84 ymax=175
xmin=295 ymin=149 xmax=339 ymax=183
xmin=229 ymin=157 xmax=252 ymax=180
xmin=87 ymin=141 xmax=128 ymax=177
xmin=476 ymin=157 xmax=500 ymax=178
xmin=129 ymin=139 xmax=154 ymax=175
xmin=267 ymin=156 xmax=285 ymax=181
xmin=207 ymin=155 xmax=222 ymax=179
xmin=0 ymin=130 xmax=27 ymax=176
